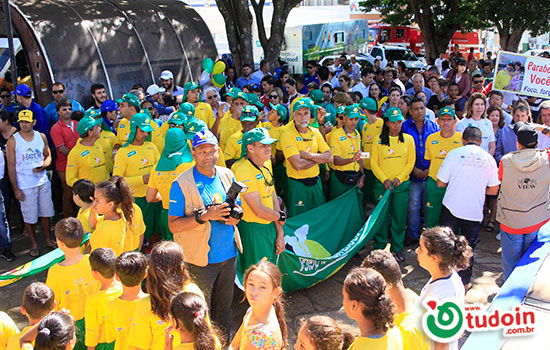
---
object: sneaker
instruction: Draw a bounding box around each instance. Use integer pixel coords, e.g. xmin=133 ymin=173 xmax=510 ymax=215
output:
xmin=393 ymin=251 xmax=405 ymax=263
xmin=1 ymin=249 xmax=15 ymax=262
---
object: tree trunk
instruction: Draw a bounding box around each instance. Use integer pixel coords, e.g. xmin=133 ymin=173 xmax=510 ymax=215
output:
xmin=499 ymin=27 xmax=525 ymax=52
xmin=215 ymin=0 xmax=254 ymax=72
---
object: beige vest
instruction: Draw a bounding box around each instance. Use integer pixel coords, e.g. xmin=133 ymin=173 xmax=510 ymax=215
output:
xmin=173 ymin=166 xmax=242 ymax=267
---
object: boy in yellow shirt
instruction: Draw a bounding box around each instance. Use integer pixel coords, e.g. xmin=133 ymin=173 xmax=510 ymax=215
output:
xmin=359 ymin=97 xmax=384 ymax=203
xmin=7 ymin=282 xmax=55 ymax=350
xmin=0 ymin=312 xmax=18 ymax=350
xmin=46 ymin=218 xmax=100 ymax=350
xmin=105 ymin=252 xmax=148 ymax=350
xmin=85 ymin=248 xmax=122 ymax=350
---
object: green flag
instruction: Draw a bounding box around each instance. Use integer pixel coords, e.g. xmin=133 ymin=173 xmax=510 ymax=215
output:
xmin=237 ymin=187 xmax=391 ymax=293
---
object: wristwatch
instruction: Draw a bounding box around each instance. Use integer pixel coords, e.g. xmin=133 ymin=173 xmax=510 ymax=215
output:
xmin=195 ymin=211 xmax=206 ymax=224
xmin=278 ymin=211 xmax=287 ymax=222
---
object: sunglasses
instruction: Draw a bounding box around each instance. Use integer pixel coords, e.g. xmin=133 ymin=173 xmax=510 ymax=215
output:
xmin=60 ymin=107 xmax=72 ymax=112
xmin=0 ymin=95 xmax=9 ymax=98
xmin=52 ymin=90 xmax=65 ymax=94
xmin=306 ymin=66 xmax=313 ymax=69
xmin=146 ymin=106 xmax=155 ymax=111
xmin=206 ymin=95 xmax=217 ymax=100
xmin=269 ymin=95 xmax=278 ymax=99
xmin=474 ymin=80 xmax=483 ymax=84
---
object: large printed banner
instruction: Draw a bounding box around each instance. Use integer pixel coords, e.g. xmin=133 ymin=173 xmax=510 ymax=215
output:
xmin=493 ymin=51 xmax=550 ymax=98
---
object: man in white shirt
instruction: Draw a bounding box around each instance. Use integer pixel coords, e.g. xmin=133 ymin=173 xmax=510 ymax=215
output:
xmin=436 ymin=126 xmax=500 ymax=285
xmin=435 ymin=53 xmax=446 ymax=72
xmin=351 ymin=67 xmax=374 ymax=99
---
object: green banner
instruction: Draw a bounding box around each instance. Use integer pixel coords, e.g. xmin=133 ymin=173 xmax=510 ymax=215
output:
xmin=238 ymin=187 xmax=390 ymax=293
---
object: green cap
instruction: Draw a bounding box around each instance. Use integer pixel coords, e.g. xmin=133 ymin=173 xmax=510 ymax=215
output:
xmin=184 ymin=81 xmax=199 ymax=91
xmin=233 ymin=91 xmax=249 ymax=103
xmin=168 ymin=112 xmax=187 ymax=126
xmin=130 ymin=113 xmax=155 ymax=132
xmin=140 ymin=108 xmax=151 ymax=118
xmin=77 ymin=116 xmax=102 ymax=137
xmin=247 ymin=93 xmax=264 ymax=108
xmin=115 ymin=93 xmax=140 ymax=109
xmin=344 ymin=104 xmax=362 ymax=119
xmin=185 ymin=118 xmax=207 ymax=140
xmin=384 ymin=107 xmax=404 ymax=122
xmin=269 ymin=103 xmax=288 ymax=120
xmin=336 ymin=105 xmax=346 ymax=115
xmin=292 ymin=97 xmax=315 ymax=113
xmin=224 ymin=87 xmax=243 ymax=98
xmin=438 ymin=106 xmax=456 ymax=118
xmin=178 ymin=102 xmax=195 ymax=117
xmin=241 ymin=127 xmax=277 ymax=156
xmin=359 ymin=97 xmax=377 ymax=112
xmin=309 ymin=89 xmax=324 ymax=104
xmin=84 ymin=109 xmax=100 ymax=119
xmin=241 ymin=105 xmax=259 ymax=122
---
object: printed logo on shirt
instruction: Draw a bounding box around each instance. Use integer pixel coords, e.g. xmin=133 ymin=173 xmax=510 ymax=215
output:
xmin=22 ymin=148 xmax=42 ymax=163
xmin=256 ymin=173 xmax=263 ymax=180
xmin=518 ymin=177 xmax=537 ymax=189
xmin=339 ymin=136 xmax=346 ymax=141
xmin=127 ymin=150 xmax=136 ymax=157
xmin=80 ymin=150 xmax=90 ymax=157
xmin=367 ymin=135 xmax=372 ymax=141
xmin=296 ymin=137 xmax=302 ymax=141
xmin=95 ymin=157 xmax=101 ymax=164
xmin=238 ymin=139 xmax=242 ymax=144
xmin=212 ymin=193 xmax=223 ymax=204
xmin=431 ymin=140 xmax=439 ymax=145
xmin=296 ymin=200 xmax=304 ymax=207
xmin=141 ymin=158 xmax=149 ymax=166
xmin=387 ymin=148 xmax=395 ymax=155
xmin=119 ymin=124 xmax=126 ymax=128
xmin=439 ymin=150 xmax=447 ymax=156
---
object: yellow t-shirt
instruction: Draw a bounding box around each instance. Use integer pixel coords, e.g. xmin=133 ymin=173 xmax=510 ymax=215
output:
xmin=0 ymin=312 xmax=19 ymax=350
xmin=85 ymin=284 xmax=123 ymax=347
xmin=77 ymin=207 xmax=92 ymax=234
xmin=263 ymin=122 xmax=283 ymax=157
xmin=224 ymin=130 xmax=244 ymax=161
xmin=113 ymin=142 xmax=160 ymax=198
xmin=219 ymin=114 xmax=242 ymax=150
xmin=66 ymin=141 xmax=109 ymax=187
xmin=6 ymin=326 xmax=31 ymax=350
xmin=362 ymin=118 xmax=384 ymax=170
xmin=106 ymin=296 xmax=145 ymax=350
xmin=174 ymin=340 xmax=221 ymax=350
xmin=116 ymin=118 xmax=131 ymax=146
xmin=159 ymin=120 xmax=170 ymax=138
xmin=98 ymin=130 xmax=116 ymax=173
xmin=280 ymin=123 xmax=330 ymax=179
xmin=116 ymin=118 xmax=164 ymax=154
xmin=328 ymin=127 xmax=362 ymax=172
xmin=148 ymin=162 xmax=195 ymax=209
xmin=195 ymin=102 xmax=216 ymax=129
xmin=90 ymin=216 xmax=126 ymax=256
xmin=128 ymin=283 xmax=204 ymax=350
xmin=348 ymin=326 xmax=404 ymax=350
xmin=46 ymin=255 xmax=100 ymax=321
xmin=371 ymin=134 xmax=416 ymax=184
xmin=425 ymin=131 xmax=463 ymax=181
xmin=234 ymin=159 xmax=275 ymax=224
xmin=394 ymin=289 xmax=429 ymax=350
xmin=123 ymin=204 xmax=146 ymax=252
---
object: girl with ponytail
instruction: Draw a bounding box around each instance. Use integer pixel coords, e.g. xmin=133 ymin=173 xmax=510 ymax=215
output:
xmin=295 ymin=316 xmax=354 ymax=350
xmin=168 ymin=292 xmax=221 ymax=350
xmin=29 ymin=312 xmax=75 ymax=350
xmin=88 ymin=176 xmax=135 ymax=255
xmin=230 ymin=259 xmax=286 ymax=350
xmin=416 ymin=226 xmax=473 ymax=350
xmin=342 ymin=267 xmax=404 ymax=349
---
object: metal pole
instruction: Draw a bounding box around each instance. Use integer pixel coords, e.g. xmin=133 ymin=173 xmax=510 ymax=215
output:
xmin=3 ymin=0 xmax=17 ymax=90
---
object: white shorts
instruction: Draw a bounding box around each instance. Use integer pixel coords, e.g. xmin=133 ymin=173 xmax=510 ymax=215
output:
xmin=20 ymin=182 xmax=55 ymax=224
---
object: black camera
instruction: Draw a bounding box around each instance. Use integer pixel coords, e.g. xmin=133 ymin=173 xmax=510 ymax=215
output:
xmin=217 ymin=181 xmax=247 ymax=223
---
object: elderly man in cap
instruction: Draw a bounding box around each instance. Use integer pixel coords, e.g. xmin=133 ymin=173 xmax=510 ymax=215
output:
xmin=13 ymin=84 xmax=49 ymax=135
xmin=279 ymin=97 xmax=333 ymax=216
xmin=113 ymin=112 xmax=161 ymax=244
xmin=159 ymin=70 xmax=184 ymax=96
xmin=219 ymin=91 xmax=250 ymax=150
xmin=224 ymin=105 xmax=261 ymax=168
xmin=233 ymin=127 xmax=286 ymax=272
xmin=168 ymin=129 xmax=242 ymax=339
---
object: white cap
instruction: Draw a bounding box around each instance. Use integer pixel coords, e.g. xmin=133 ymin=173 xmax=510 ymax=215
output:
xmin=160 ymin=70 xmax=174 ymax=80
xmin=146 ymin=84 xmax=161 ymax=96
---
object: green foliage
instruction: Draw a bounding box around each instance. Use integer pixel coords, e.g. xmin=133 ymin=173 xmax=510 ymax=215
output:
xmin=479 ymin=0 xmax=550 ymax=36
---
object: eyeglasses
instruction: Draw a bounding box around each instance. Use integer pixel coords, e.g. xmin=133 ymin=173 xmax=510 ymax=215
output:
xmin=60 ymin=107 xmax=72 ymax=112
xmin=0 ymin=95 xmax=9 ymax=98
xmin=206 ymin=95 xmax=217 ymax=100
xmin=52 ymin=90 xmax=65 ymax=94
xmin=269 ymin=95 xmax=278 ymax=99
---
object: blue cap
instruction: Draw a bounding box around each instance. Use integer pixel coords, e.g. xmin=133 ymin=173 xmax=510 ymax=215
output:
xmin=12 ymin=85 xmax=31 ymax=97
xmin=192 ymin=130 xmax=218 ymax=149
xmin=101 ymin=100 xmax=119 ymax=113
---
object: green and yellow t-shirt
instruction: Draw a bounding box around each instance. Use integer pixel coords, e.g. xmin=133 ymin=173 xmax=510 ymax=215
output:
xmin=219 ymin=113 xmax=242 ymax=151
xmin=194 ymin=102 xmax=216 ymax=129
xmin=90 ymin=215 xmax=126 ymax=256
xmin=85 ymin=284 xmax=123 ymax=347
xmin=425 ymin=131 xmax=463 ymax=181
xmin=361 ymin=118 xmax=384 ymax=170
xmin=348 ymin=326 xmax=404 ymax=350
xmin=98 ymin=130 xmax=116 ymax=173
xmin=371 ymin=134 xmax=416 ymax=183
xmin=263 ymin=122 xmax=283 ymax=157
xmin=123 ymin=204 xmax=146 ymax=253
xmin=66 ymin=141 xmax=108 ymax=187
xmin=148 ymin=162 xmax=195 ymax=210
xmin=77 ymin=207 xmax=92 ymax=234
xmin=329 ymin=127 xmax=362 ymax=172
xmin=224 ymin=130 xmax=244 ymax=161
xmin=116 ymin=118 xmax=164 ymax=154
xmin=106 ymin=296 xmax=145 ymax=350
xmin=234 ymin=159 xmax=275 ymax=224
xmin=113 ymin=142 xmax=160 ymax=198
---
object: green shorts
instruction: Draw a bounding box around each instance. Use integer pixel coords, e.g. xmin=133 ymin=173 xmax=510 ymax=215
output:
xmin=74 ymin=318 xmax=86 ymax=350
xmin=361 ymin=169 xmax=376 ymax=203
xmin=273 ymin=161 xmax=288 ymax=200
xmin=96 ymin=342 xmax=115 ymax=350
xmin=160 ymin=207 xmax=173 ymax=241
xmin=425 ymin=177 xmax=446 ymax=228
xmin=328 ymin=171 xmax=356 ymax=200
xmin=134 ymin=196 xmax=162 ymax=239
xmin=237 ymin=220 xmax=278 ymax=272
xmin=285 ymin=177 xmax=326 ymax=217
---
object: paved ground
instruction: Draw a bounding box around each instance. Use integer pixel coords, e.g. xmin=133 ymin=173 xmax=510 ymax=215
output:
xmin=0 ymin=215 xmax=504 ymax=347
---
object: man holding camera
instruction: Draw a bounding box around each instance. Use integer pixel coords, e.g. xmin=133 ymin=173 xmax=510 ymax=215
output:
xmin=233 ymin=127 xmax=286 ymax=272
xmin=168 ymin=129 xmax=242 ymax=339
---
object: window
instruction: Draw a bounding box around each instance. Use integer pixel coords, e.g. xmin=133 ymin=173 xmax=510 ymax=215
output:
xmin=385 ymin=49 xmax=418 ymax=61
xmin=396 ymin=29 xmax=405 ymax=39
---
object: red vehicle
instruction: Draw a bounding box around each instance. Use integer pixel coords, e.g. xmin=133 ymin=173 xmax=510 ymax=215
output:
xmin=369 ymin=25 xmax=481 ymax=58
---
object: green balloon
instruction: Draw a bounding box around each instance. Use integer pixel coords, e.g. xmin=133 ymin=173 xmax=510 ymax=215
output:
xmin=213 ymin=73 xmax=226 ymax=86
xmin=201 ymin=58 xmax=214 ymax=73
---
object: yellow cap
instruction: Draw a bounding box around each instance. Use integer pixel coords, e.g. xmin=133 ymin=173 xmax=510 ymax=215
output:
xmin=17 ymin=110 xmax=33 ymax=123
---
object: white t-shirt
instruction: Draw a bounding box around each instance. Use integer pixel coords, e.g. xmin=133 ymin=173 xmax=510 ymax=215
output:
xmin=425 ymin=108 xmax=436 ymax=122
xmin=437 ymin=144 xmax=500 ymax=222
xmin=455 ymin=117 xmax=495 ymax=152
xmin=420 ymin=270 xmax=465 ymax=350
xmin=351 ymin=81 xmax=369 ymax=99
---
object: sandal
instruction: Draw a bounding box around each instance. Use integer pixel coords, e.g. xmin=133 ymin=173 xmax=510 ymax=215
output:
xmin=486 ymin=221 xmax=495 ymax=232
xmin=29 ymin=248 xmax=39 ymax=257
xmin=46 ymin=242 xmax=57 ymax=250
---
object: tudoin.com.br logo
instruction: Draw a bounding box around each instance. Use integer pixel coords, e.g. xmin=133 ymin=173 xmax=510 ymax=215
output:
xmin=422 ymin=297 xmax=536 ymax=343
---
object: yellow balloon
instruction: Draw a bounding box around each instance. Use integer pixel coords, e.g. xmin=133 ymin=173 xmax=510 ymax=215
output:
xmin=212 ymin=61 xmax=226 ymax=75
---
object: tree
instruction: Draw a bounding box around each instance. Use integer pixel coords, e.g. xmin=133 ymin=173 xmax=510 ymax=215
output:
xmin=359 ymin=0 xmax=485 ymax=61
xmin=479 ymin=0 xmax=550 ymax=52
xmin=215 ymin=0 xmax=301 ymax=72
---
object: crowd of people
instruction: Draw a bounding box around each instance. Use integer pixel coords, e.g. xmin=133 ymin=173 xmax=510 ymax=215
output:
xmin=0 ymin=45 xmax=550 ymax=350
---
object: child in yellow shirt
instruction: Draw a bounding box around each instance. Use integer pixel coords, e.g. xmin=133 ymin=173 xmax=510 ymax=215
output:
xmin=105 ymin=251 xmax=148 ymax=350
xmin=73 ymin=179 xmax=95 ymax=234
xmin=0 ymin=312 xmax=18 ymax=350
xmin=85 ymin=248 xmax=122 ymax=350
xmin=88 ymin=177 xmax=135 ymax=256
xmin=46 ymin=218 xmax=100 ymax=350
xmin=7 ymin=282 xmax=55 ymax=350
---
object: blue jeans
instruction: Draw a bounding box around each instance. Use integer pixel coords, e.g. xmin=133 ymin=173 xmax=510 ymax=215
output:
xmin=0 ymin=190 xmax=11 ymax=250
xmin=407 ymin=180 xmax=426 ymax=240
xmin=501 ymin=229 xmax=538 ymax=280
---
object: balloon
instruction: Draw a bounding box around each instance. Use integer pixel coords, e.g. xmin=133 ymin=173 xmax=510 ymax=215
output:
xmin=212 ymin=74 xmax=226 ymax=88
xmin=201 ymin=58 xmax=214 ymax=73
xmin=213 ymin=61 xmax=226 ymax=75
